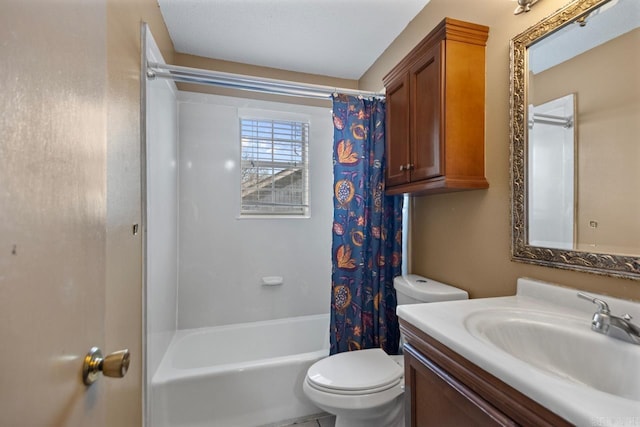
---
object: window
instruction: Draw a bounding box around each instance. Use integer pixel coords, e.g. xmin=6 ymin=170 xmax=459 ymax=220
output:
xmin=240 ymin=118 xmax=309 ymax=216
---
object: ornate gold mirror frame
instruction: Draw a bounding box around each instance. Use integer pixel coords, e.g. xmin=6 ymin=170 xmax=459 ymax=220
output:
xmin=510 ymin=0 xmax=640 ymax=279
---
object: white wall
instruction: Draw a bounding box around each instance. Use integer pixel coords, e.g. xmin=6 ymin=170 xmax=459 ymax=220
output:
xmin=145 ymin=31 xmax=178 ymax=379
xmin=528 ymin=94 xmax=575 ymax=250
xmin=177 ymin=92 xmax=332 ymax=329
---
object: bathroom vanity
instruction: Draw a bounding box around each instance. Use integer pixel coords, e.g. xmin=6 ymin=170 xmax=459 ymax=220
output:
xmin=400 ymin=321 xmax=569 ymax=426
xmin=397 ymin=278 xmax=640 ymax=426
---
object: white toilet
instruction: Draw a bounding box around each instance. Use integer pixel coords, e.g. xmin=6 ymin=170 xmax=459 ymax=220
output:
xmin=303 ymin=274 xmax=468 ymax=427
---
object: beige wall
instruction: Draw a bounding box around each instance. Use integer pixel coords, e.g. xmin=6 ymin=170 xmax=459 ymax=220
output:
xmin=360 ymin=0 xmax=640 ymax=301
xmin=105 ymin=1 xmax=174 ymax=425
xmin=531 ymin=29 xmax=640 ymax=255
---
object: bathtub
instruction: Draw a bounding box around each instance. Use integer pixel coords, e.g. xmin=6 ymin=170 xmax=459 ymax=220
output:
xmin=151 ymin=313 xmax=330 ymax=427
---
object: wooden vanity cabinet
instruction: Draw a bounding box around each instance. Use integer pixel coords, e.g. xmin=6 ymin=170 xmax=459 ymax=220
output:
xmin=384 ymin=18 xmax=490 ymax=195
xmin=400 ymin=320 xmax=572 ymax=427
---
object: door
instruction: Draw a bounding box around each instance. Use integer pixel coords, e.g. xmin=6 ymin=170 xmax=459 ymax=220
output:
xmin=404 ymin=345 xmax=513 ymax=427
xmin=0 ymin=1 xmax=139 ymax=425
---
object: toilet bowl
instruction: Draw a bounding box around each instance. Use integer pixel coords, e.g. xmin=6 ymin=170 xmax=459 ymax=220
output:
xmin=303 ymin=275 xmax=468 ymax=427
xmin=303 ymin=348 xmax=404 ymax=427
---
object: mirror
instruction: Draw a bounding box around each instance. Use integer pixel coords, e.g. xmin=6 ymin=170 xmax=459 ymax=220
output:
xmin=510 ymin=0 xmax=640 ymax=279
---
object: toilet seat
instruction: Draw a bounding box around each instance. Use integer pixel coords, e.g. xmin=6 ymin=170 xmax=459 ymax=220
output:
xmin=306 ymin=375 xmax=402 ymax=395
xmin=306 ymin=348 xmax=403 ymax=395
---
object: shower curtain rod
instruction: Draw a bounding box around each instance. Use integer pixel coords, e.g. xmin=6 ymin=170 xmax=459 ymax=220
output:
xmin=529 ymin=113 xmax=574 ymax=129
xmin=147 ymin=62 xmax=385 ymax=100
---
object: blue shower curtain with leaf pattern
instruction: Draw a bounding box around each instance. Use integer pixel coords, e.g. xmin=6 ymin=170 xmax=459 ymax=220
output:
xmin=330 ymin=94 xmax=403 ymax=355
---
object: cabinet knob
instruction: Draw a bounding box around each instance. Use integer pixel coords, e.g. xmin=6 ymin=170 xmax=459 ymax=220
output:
xmin=407 ymin=164 xmax=414 ymax=170
xmin=399 ymin=165 xmax=406 ymax=171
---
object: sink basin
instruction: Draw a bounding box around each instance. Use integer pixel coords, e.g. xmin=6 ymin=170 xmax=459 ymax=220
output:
xmin=465 ymin=309 xmax=640 ymax=401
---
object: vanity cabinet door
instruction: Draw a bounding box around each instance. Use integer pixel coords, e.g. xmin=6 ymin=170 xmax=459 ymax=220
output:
xmin=404 ymin=344 xmax=514 ymax=427
xmin=400 ymin=320 xmax=573 ymax=427
xmin=385 ymin=72 xmax=411 ymax=187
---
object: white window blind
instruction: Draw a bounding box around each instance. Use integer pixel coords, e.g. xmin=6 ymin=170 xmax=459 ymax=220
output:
xmin=240 ymin=118 xmax=309 ymax=216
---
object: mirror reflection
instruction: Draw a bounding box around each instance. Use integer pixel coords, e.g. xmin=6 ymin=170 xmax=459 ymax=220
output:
xmin=526 ymin=0 xmax=640 ymax=256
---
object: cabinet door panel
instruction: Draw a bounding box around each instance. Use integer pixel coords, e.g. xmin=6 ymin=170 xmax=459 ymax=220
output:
xmin=410 ymin=42 xmax=443 ymax=181
xmin=405 ymin=345 xmax=515 ymax=427
xmin=385 ymin=74 xmax=411 ymax=187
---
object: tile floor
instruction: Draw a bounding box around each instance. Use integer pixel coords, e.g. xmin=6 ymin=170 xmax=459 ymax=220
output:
xmin=282 ymin=414 xmax=336 ymax=427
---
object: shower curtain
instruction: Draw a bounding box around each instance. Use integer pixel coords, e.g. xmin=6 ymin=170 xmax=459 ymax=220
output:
xmin=330 ymin=94 xmax=403 ymax=355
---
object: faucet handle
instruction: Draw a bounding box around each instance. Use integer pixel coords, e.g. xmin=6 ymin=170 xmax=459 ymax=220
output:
xmin=577 ymin=292 xmax=611 ymax=314
xmin=623 ymin=314 xmax=633 ymax=321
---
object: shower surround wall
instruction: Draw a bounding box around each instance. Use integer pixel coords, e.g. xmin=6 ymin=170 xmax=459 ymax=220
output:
xmin=177 ymin=92 xmax=333 ymax=329
xmin=145 ymin=32 xmax=179 ymax=381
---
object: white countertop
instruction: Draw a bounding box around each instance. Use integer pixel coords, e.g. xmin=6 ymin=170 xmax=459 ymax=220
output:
xmin=396 ymin=278 xmax=640 ymax=427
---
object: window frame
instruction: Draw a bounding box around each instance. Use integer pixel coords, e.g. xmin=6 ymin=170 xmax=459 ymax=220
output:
xmin=238 ymin=109 xmax=311 ymax=219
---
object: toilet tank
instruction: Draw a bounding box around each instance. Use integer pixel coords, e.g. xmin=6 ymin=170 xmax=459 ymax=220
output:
xmin=394 ymin=274 xmax=468 ymax=305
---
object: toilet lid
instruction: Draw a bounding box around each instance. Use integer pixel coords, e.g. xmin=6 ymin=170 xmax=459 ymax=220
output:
xmin=307 ymin=348 xmax=403 ymax=392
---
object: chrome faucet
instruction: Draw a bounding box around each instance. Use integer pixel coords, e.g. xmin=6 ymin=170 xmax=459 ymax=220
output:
xmin=577 ymin=292 xmax=640 ymax=345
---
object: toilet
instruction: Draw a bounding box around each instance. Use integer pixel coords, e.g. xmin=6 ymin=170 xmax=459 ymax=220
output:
xmin=303 ymin=274 xmax=468 ymax=427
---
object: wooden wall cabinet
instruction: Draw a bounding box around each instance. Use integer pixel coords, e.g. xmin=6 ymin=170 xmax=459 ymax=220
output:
xmin=400 ymin=320 xmax=572 ymax=427
xmin=384 ymin=18 xmax=490 ymax=195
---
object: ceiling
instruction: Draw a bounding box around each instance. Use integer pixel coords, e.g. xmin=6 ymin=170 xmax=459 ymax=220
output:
xmin=157 ymin=0 xmax=431 ymax=80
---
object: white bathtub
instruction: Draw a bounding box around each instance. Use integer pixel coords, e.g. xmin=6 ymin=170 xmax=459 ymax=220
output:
xmin=151 ymin=313 xmax=330 ymax=427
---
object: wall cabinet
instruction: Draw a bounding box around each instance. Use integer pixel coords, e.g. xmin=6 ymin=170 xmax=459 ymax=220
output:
xmin=384 ymin=18 xmax=490 ymax=195
xmin=400 ymin=320 xmax=572 ymax=427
